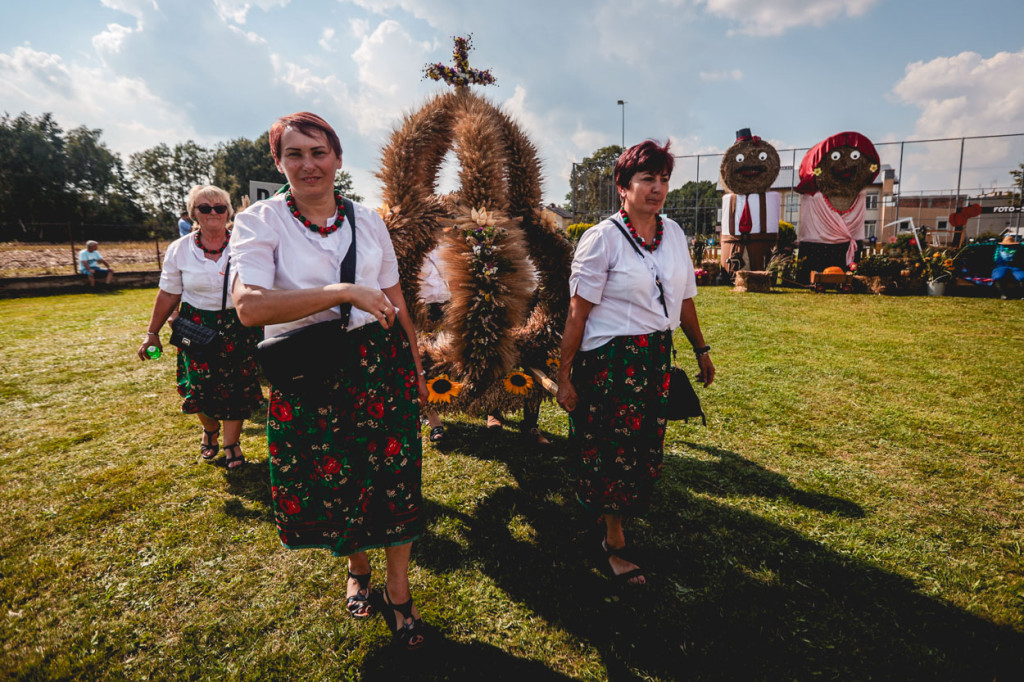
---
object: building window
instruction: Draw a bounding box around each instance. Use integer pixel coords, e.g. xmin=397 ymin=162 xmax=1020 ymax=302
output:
xmin=865 ymin=192 xmax=879 ymax=210
xmin=864 ymin=220 xmax=877 ymax=239
xmin=936 ymin=218 xmax=948 ymax=231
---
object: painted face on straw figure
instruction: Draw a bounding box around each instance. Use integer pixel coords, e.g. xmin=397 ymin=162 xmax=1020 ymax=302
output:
xmin=720 ymin=129 xmax=780 ymax=196
xmin=812 ymin=145 xmax=879 ymax=212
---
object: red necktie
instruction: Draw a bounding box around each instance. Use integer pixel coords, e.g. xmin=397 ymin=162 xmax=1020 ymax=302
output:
xmin=739 ymin=198 xmax=752 ymax=234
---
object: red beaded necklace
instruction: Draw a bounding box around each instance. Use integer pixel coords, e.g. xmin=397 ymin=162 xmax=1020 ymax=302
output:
xmin=194 ymin=230 xmax=230 ymax=256
xmin=620 ymin=208 xmax=663 ymax=252
xmin=286 ymin=189 xmax=345 ymax=237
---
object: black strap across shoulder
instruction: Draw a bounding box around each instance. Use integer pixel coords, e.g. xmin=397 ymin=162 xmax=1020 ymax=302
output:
xmin=338 ymin=198 xmax=357 ymax=327
xmin=221 ymin=259 xmax=231 ymax=311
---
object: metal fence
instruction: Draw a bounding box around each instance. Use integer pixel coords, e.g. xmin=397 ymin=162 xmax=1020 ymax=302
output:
xmin=570 ymin=133 xmax=1024 ymax=245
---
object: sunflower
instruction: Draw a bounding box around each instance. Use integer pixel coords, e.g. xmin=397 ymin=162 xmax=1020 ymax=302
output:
xmin=546 ymin=355 xmax=559 ymax=370
xmin=427 ymin=374 xmax=462 ymax=404
xmin=503 ymin=371 xmax=533 ymax=395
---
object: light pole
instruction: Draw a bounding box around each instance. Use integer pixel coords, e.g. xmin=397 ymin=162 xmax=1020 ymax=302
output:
xmin=617 ymin=100 xmax=626 ymax=149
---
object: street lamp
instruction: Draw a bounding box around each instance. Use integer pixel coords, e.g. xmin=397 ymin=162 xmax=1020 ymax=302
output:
xmin=617 ymin=100 xmax=626 ymax=149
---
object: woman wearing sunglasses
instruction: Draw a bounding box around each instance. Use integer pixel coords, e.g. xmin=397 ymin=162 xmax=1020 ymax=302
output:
xmin=137 ymin=184 xmax=264 ymax=471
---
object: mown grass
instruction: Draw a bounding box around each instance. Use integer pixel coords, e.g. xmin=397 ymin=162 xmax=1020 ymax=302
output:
xmin=0 ymin=241 xmax=172 ymax=277
xmin=1 ymin=287 xmax=1022 ymax=681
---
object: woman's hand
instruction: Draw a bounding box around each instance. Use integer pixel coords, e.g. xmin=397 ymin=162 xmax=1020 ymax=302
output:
xmin=557 ymin=379 xmax=579 ymax=413
xmin=137 ymin=334 xmax=162 ymax=361
xmin=343 ymin=284 xmax=398 ymax=329
xmin=416 ymin=373 xmax=429 ymax=407
xmin=696 ymin=353 xmax=715 ymax=387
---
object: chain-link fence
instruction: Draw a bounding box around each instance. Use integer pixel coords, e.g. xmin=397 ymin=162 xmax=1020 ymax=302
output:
xmin=571 ymin=133 xmax=1024 ymax=247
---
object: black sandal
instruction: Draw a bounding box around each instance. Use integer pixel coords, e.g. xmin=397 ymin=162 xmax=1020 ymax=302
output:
xmin=428 ymin=425 xmax=445 ymax=443
xmin=601 ymin=539 xmax=646 ymax=587
xmin=200 ymin=428 xmax=220 ymax=461
xmin=346 ymin=571 xmax=374 ymax=619
xmin=223 ymin=442 xmax=245 ymax=470
xmin=381 ymin=585 xmax=426 ymax=651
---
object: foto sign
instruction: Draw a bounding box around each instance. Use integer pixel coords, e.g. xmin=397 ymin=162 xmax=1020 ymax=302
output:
xmin=249 ymin=180 xmax=284 ymax=203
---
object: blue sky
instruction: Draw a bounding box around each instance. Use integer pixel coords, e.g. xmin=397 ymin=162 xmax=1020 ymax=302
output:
xmin=2 ymin=0 xmax=1023 ymax=207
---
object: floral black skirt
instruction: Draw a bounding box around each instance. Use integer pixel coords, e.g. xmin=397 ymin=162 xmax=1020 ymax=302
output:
xmin=568 ymin=331 xmax=672 ymax=515
xmin=267 ymin=323 xmax=423 ymax=556
xmin=176 ymin=302 xmax=264 ymax=421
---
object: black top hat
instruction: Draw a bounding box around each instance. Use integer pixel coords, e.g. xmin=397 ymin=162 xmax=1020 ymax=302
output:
xmin=736 ymin=128 xmax=753 ymax=141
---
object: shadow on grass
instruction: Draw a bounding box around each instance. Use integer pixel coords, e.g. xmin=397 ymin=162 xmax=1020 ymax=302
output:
xmin=411 ymin=426 xmax=1023 ymax=680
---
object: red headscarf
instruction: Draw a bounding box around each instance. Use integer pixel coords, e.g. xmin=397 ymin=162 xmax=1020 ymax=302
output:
xmin=796 ymin=131 xmax=879 ymax=195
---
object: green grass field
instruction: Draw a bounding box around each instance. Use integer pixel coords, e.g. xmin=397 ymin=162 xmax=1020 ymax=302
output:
xmin=1 ymin=287 xmax=1022 ymax=680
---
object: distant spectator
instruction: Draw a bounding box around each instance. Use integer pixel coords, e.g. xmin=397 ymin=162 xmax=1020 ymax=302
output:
xmin=178 ymin=211 xmax=193 ymax=237
xmin=78 ymin=240 xmax=114 ymax=286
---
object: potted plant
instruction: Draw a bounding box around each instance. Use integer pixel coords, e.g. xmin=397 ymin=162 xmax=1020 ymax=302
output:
xmin=921 ymin=249 xmax=955 ymax=296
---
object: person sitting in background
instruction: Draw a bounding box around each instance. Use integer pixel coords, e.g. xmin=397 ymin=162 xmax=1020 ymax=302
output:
xmin=992 ymin=234 xmax=1023 ymax=300
xmin=78 ymin=240 xmax=114 ymax=286
xmin=178 ymin=211 xmax=193 ymax=237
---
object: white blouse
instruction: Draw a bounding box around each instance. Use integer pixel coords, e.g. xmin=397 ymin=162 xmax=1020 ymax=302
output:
xmin=230 ymin=194 xmax=400 ymax=338
xmin=570 ymin=214 xmax=697 ymax=352
xmin=158 ymin=233 xmax=234 ymax=310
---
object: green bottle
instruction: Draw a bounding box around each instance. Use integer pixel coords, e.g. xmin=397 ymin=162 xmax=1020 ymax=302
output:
xmin=146 ymin=345 xmax=162 ymax=360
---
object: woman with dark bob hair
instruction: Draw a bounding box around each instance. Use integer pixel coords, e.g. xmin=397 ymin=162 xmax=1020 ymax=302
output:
xmin=231 ymin=112 xmax=429 ymax=649
xmin=557 ymin=139 xmax=715 ymax=587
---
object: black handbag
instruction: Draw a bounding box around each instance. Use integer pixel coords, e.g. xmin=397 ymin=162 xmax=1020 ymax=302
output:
xmin=256 ymin=199 xmax=357 ymax=396
xmin=611 ymin=218 xmax=706 ymax=424
xmin=169 ymin=260 xmax=230 ymax=359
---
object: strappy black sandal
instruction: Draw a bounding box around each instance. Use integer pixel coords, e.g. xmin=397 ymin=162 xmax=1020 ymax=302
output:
xmin=601 ymin=539 xmax=646 ymax=588
xmin=428 ymin=425 xmax=445 ymax=443
xmin=223 ymin=442 xmax=245 ymax=470
xmin=381 ymin=585 xmax=426 ymax=651
xmin=200 ymin=428 xmax=220 ymax=461
xmin=346 ymin=571 xmax=374 ymax=619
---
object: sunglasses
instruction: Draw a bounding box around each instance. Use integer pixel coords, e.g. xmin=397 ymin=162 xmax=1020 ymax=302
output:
xmin=197 ymin=204 xmax=228 ymax=215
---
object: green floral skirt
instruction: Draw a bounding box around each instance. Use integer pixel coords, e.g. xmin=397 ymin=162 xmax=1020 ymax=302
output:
xmin=267 ymin=323 xmax=423 ymax=556
xmin=176 ymin=302 xmax=264 ymax=421
xmin=568 ymin=331 xmax=671 ymax=515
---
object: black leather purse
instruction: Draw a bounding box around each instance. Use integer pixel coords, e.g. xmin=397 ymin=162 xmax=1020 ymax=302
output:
xmin=610 ymin=218 xmax=706 ymax=424
xmin=169 ymin=260 xmax=230 ymax=359
xmin=256 ymin=199 xmax=357 ymax=397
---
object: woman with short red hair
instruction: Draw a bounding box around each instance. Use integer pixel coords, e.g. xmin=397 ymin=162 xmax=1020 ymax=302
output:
xmin=231 ymin=112 xmax=430 ymax=649
xmin=557 ymin=140 xmax=715 ymax=588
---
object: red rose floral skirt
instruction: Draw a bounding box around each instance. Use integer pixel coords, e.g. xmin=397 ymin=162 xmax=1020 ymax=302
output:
xmin=568 ymin=331 xmax=671 ymax=515
xmin=267 ymin=323 xmax=423 ymax=556
xmin=176 ymin=302 xmax=264 ymax=421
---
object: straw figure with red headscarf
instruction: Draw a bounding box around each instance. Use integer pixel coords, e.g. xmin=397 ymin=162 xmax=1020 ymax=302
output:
xmin=795 ymin=131 xmax=880 ymax=282
xmin=719 ymin=128 xmax=782 ymax=276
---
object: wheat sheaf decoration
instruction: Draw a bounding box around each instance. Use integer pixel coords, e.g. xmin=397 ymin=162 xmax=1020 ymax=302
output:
xmin=377 ymin=37 xmax=573 ymax=415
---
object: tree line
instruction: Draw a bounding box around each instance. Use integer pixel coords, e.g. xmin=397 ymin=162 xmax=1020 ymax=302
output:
xmin=0 ymin=112 xmax=361 ymax=240
xmin=565 ymin=144 xmax=719 ymax=233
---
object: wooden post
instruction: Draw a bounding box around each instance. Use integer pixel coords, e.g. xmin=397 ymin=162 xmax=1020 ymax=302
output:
xmin=155 ymin=229 xmax=162 ymax=270
xmin=68 ymin=222 xmax=76 ymax=274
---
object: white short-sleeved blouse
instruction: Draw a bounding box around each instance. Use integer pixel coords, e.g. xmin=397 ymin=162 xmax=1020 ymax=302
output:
xmin=158 ymin=233 xmax=234 ymax=310
xmin=570 ymin=214 xmax=697 ymax=352
xmin=230 ymin=194 xmax=400 ymax=338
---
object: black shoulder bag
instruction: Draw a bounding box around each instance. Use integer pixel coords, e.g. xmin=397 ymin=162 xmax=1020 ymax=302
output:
xmin=610 ymin=218 xmax=706 ymax=424
xmin=169 ymin=259 xmax=230 ymax=359
xmin=256 ymin=199 xmax=357 ymax=397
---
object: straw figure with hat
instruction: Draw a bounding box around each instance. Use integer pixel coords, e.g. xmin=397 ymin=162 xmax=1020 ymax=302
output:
xmin=719 ymin=128 xmax=782 ymax=276
xmin=992 ymin=233 xmax=1023 ymax=299
xmin=794 ymin=131 xmax=880 ymax=282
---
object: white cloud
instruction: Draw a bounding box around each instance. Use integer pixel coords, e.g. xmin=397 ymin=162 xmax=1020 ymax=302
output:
xmin=698 ymin=69 xmax=743 ymax=82
xmin=228 ymin=24 xmax=269 ymax=45
xmin=99 ymin=0 xmax=155 ymax=25
xmin=0 ymin=45 xmax=197 ymax=156
xmin=698 ymin=0 xmax=879 ymax=36
xmin=92 ymin=23 xmax=134 ymax=56
xmin=212 ymin=0 xmax=291 ymax=24
xmin=350 ymin=20 xmax=433 ymax=135
xmin=891 ymin=50 xmax=1024 ymax=193
xmin=320 ymin=27 xmax=336 ymax=51
xmin=349 ymin=18 xmax=371 ymax=39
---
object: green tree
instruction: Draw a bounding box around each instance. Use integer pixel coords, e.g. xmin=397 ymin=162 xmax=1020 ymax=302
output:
xmin=0 ymin=112 xmax=70 ymax=223
xmin=334 ymin=169 xmax=363 ymax=204
xmin=211 ymin=131 xmax=284 ymax=206
xmin=565 ymin=145 xmax=623 ymax=224
xmin=64 ymin=125 xmax=143 ymax=224
xmin=129 ymin=140 xmax=211 ymax=228
xmin=663 ymin=180 xmax=720 ymax=235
